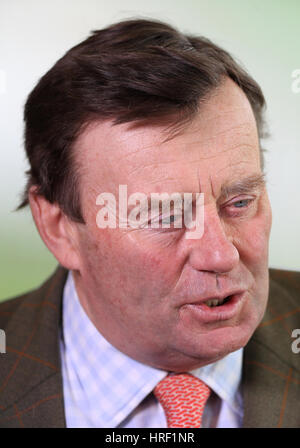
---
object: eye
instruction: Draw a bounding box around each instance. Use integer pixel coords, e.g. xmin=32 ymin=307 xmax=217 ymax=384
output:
xmin=161 ymin=214 xmax=182 ymax=227
xmin=222 ymin=196 xmax=257 ymax=218
xmin=161 ymin=215 xmax=175 ymax=224
xmin=232 ymin=199 xmax=251 ymax=208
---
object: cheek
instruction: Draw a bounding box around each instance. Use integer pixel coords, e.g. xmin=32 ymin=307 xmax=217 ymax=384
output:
xmin=84 ymin=227 xmax=182 ymax=299
xmin=126 ymin=248 xmax=181 ymax=298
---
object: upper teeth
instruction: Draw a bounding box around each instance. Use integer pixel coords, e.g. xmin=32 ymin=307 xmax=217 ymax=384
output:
xmin=205 ymin=298 xmax=225 ymax=307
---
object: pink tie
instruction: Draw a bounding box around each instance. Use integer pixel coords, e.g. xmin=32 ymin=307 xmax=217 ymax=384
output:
xmin=154 ymin=373 xmax=211 ymax=428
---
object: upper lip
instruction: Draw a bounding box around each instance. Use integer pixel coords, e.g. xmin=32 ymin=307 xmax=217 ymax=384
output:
xmin=189 ymin=289 xmax=246 ymax=305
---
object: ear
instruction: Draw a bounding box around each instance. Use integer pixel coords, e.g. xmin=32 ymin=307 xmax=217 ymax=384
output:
xmin=29 ymin=186 xmax=81 ymax=270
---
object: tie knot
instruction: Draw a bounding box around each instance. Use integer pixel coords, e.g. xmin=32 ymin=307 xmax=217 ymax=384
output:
xmin=154 ymin=373 xmax=211 ymax=428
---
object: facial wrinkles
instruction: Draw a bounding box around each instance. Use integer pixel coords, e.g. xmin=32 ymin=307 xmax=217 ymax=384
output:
xmin=169 ymin=173 xmax=262 ymax=306
xmin=77 ymin=114 xmax=259 ymax=232
xmin=80 ymin=83 xmax=260 ymax=245
xmin=135 ymin=131 xmax=257 ymax=202
xmin=128 ymin=123 xmax=253 ymax=173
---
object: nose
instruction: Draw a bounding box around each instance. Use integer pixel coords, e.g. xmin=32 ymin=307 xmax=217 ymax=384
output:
xmin=188 ymin=208 xmax=239 ymax=274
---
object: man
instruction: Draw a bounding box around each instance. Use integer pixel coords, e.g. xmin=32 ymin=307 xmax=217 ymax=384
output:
xmin=0 ymin=18 xmax=299 ymax=428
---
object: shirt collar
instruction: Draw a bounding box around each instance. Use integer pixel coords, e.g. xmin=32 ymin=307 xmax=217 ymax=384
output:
xmin=62 ymin=271 xmax=243 ymax=427
xmin=191 ymin=349 xmax=243 ymax=416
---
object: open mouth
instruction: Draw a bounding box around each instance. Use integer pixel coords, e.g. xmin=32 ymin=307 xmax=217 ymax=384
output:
xmin=204 ymin=295 xmax=232 ymax=307
xmin=183 ymin=291 xmax=247 ymax=323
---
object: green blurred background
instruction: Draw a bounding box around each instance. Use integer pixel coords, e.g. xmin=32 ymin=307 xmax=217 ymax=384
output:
xmin=0 ymin=0 xmax=299 ymax=302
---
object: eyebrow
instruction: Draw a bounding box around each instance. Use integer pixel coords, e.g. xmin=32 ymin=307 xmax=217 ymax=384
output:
xmin=126 ymin=173 xmax=266 ymax=214
xmin=219 ymin=173 xmax=266 ymax=201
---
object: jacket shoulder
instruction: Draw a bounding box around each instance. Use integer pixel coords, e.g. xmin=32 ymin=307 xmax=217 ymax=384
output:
xmin=269 ymin=268 xmax=300 ymax=293
xmin=0 ymin=289 xmax=37 ymax=330
xmin=268 ymin=268 xmax=300 ymax=320
xmin=0 ymin=266 xmax=68 ymax=330
xmin=242 ymin=269 xmax=300 ymax=427
xmin=0 ymin=265 xmax=68 ymax=427
xmin=248 ymin=268 xmax=300 ymax=371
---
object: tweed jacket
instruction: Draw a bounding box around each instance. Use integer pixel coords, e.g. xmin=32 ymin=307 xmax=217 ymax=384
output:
xmin=0 ymin=266 xmax=299 ymax=428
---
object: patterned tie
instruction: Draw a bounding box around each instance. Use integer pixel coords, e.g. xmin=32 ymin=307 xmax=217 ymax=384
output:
xmin=154 ymin=373 xmax=211 ymax=428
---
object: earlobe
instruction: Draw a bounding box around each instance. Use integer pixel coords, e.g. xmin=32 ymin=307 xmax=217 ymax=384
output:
xmin=28 ymin=186 xmax=81 ymax=271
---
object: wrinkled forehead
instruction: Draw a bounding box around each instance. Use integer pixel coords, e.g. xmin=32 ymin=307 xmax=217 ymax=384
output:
xmin=74 ymin=78 xmax=261 ymax=199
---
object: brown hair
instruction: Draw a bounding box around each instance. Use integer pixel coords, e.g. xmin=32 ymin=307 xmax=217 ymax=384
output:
xmin=17 ymin=18 xmax=266 ymax=223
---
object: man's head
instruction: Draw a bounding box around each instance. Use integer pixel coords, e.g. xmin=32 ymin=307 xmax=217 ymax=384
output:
xmin=19 ymin=18 xmax=272 ymax=371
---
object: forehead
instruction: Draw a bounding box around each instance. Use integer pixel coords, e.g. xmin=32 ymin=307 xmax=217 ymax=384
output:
xmin=75 ymin=78 xmax=261 ymax=198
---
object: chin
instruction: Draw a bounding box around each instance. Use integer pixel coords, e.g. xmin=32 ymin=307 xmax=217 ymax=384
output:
xmin=180 ymin=316 xmax=260 ymax=368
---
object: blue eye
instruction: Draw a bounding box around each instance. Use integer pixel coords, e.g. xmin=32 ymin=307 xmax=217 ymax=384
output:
xmin=161 ymin=215 xmax=176 ymax=225
xmin=160 ymin=214 xmax=183 ymax=228
xmin=233 ymin=199 xmax=250 ymax=208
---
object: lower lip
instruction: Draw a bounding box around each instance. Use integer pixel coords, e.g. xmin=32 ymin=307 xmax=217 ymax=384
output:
xmin=182 ymin=292 xmax=247 ymax=323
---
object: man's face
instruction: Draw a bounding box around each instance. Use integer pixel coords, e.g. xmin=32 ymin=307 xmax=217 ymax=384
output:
xmin=72 ymin=78 xmax=272 ymax=371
